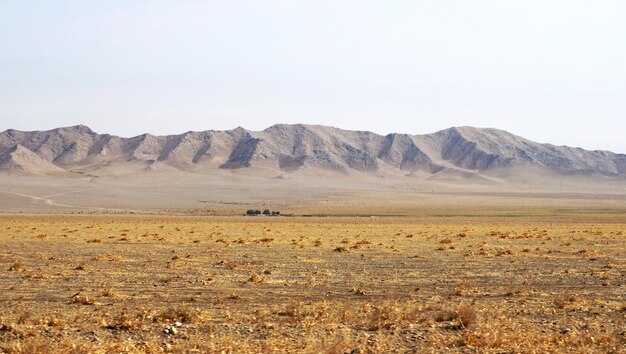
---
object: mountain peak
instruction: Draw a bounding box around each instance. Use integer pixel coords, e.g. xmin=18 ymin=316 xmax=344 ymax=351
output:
xmin=54 ymin=125 xmax=96 ymax=134
xmin=0 ymin=124 xmax=623 ymax=178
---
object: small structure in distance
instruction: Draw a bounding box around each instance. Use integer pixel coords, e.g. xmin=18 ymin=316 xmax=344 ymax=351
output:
xmin=245 ymin=209 xmax=281 ymax=216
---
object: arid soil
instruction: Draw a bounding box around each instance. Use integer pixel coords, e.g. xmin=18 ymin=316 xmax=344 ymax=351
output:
xmin=0 ymin=214 xmax=624 ymax=353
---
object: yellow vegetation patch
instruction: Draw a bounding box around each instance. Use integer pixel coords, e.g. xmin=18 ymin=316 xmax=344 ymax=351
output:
xmin=0 ymin=214 xmax=624 ymax=352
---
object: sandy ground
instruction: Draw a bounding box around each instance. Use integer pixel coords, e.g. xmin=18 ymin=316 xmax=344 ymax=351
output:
xmin=0 ymin=171 xmax=625 ymax=215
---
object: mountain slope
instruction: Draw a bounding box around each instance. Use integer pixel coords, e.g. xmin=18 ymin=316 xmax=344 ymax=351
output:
xmin=0 ymin=124 xmax=624 ymax=178
xmin=0 ymin=144 xmax=65 ymax=174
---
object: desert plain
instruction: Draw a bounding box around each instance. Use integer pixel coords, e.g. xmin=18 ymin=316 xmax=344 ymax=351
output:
xmin=0 ymin=202 xmax=624 ymax=353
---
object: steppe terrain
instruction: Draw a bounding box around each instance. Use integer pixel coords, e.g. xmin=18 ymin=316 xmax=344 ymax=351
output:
xmin=0 ymin=125 xmax=624 ymax=353
xmin=0 ymin=214 xmax=624 ymax=353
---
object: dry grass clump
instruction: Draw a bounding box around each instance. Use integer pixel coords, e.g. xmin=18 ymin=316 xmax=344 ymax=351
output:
xmin=155 ymin=306 xmax=200 ymax=324
xmin=104 ymin=312 xmax=143 ymax=331
xmin=456 ymin=302 xmax=478 ymax=328
xmin=453 ymin=283 xmax=469 ymax=296
xmin=434 ymin=302 xmax=478 ymax=329
xmin=8 ymin=261 xmax=25 ymax=272
xmin=350 ymin=286 xmax=366 ymax=295
xmin=334 ymin=246 xmax=351 ymax=253
xmin=603 ymin=262 xmax=622 ymax=269
xmin=40 ymin=315 xmax=63 ymax=328
xmin=435 ymin=308 xmax=458 ymax=322
xmin=496 ymin=249 xmax=513 ymax=256
xmin=275 ymin=301 xmax=330 ymax=325
xmin=69 ymin=293 xmax=98 ymax=305
xmin=248 ymin=272 xmax=265 ymax=283
xmin=101 ymin=288 xmax=116 ymax=297
xmin=368 ymin=301 xmax=401 ymax=331
xmin=553 ymin=293 xmax=580 ymax=309
xmin=94 ymin=254 xmax=125 ymax=262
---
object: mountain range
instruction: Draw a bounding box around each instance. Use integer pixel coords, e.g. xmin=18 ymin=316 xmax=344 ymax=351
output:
xmin=0 ymin=124 xmax=624 ymax=179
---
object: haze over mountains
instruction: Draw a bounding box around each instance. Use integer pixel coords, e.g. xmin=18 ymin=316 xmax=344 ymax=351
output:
xmin=0 ymin=124 xmax=624 ymax=179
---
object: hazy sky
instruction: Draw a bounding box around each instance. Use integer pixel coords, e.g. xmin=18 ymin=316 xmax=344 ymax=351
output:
xmin=1 ymin=1 xmax=625 ymax=152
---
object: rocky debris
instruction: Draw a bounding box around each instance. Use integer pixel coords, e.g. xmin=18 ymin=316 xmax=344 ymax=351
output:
xmin=163 ymin=321 xmax=183 ymax=335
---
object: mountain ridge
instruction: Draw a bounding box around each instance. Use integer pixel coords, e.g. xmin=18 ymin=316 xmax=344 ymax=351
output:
xmin=0 ymin=124 xmax=624 ymax=178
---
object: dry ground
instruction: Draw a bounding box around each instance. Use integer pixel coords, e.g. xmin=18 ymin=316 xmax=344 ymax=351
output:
xmin=0 ymin=214 xmax=624 ymax=353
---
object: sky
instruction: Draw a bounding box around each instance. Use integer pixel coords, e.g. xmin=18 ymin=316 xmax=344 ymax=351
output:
xmin=1 ymin=1 xmax=625 ymax=152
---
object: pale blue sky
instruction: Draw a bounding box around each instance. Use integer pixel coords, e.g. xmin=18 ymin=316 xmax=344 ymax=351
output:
xmin=1 ymin=1 xmax=625 ymax=152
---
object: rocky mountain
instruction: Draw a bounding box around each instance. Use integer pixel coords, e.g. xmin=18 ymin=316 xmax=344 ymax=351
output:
xmin=0 ymin=144 xmax=65 ymax=174
xmin=0 ymin=124 xmax=624 ymax=178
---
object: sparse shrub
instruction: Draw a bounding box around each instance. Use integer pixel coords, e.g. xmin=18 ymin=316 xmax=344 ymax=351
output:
xmin=453 ymin=284 xmax=468 ymax=296
xmin=457 ymin=302 xmax=477 ymax=328
xmin=435 ymin=309 xmax=457 ymax=322
xmin=70 ymin=293 xmax=97 ymax=305
xmin=434 ymin=303 xmax=477 ymax=328
xmin=553 ymin=294 xmax=579 ymax=309
xmin=350 ymin=286 xmax=366 ymax=295
xmin=101 ymin=288 xmax=116 ymax=297
xmin=104 ymin=312 xmax=142 ymax=331
xmin=496 ymin=249 xmax=513 ymax=256
xmin=16 ymin=312 xmax=31 ymax=325
xmin=368 ymin=301 xmax=399 ymax=331
xmin=41 ymin=316 xmax=63 ymax=327
xmin=249 ymin=272 xmax=265 ymax=283
xmin=276 ymin=302 xmax=303 ymax=318
xmin=0 ymin=323 xmax=16 ymax=333
xmin=155 ymin=306 xmax=199 ymax=323
xmin=8 ymin=261 xmax=24 ymax=272
xmin=94 ymin=254 xmax=125 ymax=262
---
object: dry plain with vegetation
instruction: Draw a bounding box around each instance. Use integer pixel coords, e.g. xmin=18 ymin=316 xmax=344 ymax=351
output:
xmin=0 ymin=213 xmax=624 ymax=353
